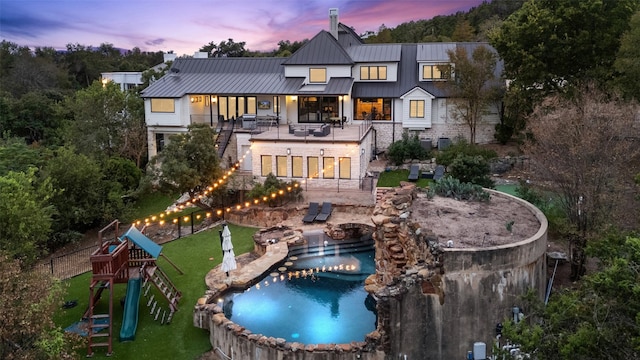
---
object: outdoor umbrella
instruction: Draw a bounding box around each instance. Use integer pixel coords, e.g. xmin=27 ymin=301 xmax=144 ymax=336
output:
xmin=220 ymin=224 xmax=237 ymax=276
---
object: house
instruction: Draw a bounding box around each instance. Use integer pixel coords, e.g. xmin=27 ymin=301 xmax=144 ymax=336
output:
xmin=100 ymin=52 xmax=177 ymax=91
xmin=140 ymin=8 xmax=504 ymax=190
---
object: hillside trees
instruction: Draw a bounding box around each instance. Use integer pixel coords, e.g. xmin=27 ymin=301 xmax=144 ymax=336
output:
xmin=524 ymin=85 xmax=640 ymax=279
xmin=614 ymin=10 xmax=640 ymax=101
xmin=68 ymin=80 xmax=147 ymax=166
xmin=501 ymin=234 xmax=640 ymax=359
xmin=491 ymin=0 xmax=638 ymax=96
xmin=0 ymin=169 xmax=54 ymax=266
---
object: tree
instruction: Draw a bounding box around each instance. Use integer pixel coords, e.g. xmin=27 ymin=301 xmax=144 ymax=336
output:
xmin=491 ymin=0 xmax=638 ymax=97
xmin=500 ymin=234 xmax=640 ymax=359
xmin=451 ymin=20 xmax=476 ymax=41
xmin=524 ymin=85 xmax=640 ymax=279
xmin=200 ymin=39 xmax=246 ymax=58
xmin=149 ymin=124 xmax=222 ymax=199
xmin=68 ymin=81 xmax=147 ymax=166
xmin=0 ymin=253 xmax=82 ymax=359
xmin=0 ymin=169 xmax=54 ymax=266
xmin=614 ymin=10 xmax=640 ymax=101
xmin=0 ymin=136 xmax=47 ymax=176
xmin=440 ymin=45 xmax=500 ymax=144
xmin=44 ymin=147 xmax=125 ymax=248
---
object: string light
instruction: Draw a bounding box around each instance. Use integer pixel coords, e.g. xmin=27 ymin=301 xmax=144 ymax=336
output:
xmin=133 ymin=144 xmax=360 ymax=226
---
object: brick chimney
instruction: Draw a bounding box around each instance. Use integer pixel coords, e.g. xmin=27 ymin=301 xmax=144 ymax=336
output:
xmin=329 ymin=8 xmax=339 ymax=39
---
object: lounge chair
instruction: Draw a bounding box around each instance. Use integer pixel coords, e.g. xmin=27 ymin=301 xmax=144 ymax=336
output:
xmin=302 ymin=202 xmax=320 ymax=223
xmin=433 ymin=165 xmax=445 ymax=181
xmin=408 ymin=164 xmax=420 ymax=181
xmin=314 ymin=202 xmax=332 ymax=222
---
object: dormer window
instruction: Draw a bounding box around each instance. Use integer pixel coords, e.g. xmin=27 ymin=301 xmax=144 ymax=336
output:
xmin=360 ymin=66 xmax=387 ymax=80
xmin=422 ymin=64 xmax=451 ymax=81
xmin=309 ymin=68 xmax=327 ymax=83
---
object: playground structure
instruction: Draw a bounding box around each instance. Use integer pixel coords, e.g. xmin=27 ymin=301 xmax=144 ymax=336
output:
xmin=86 ymin=220 xmax=183 ymax=357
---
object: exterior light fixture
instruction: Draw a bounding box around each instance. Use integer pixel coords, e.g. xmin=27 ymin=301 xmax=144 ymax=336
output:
xmin=191 ymin=97 xmax=196 ymax=103
xmin=291 ymin=96 xmax=297 ymax=102
xmin=211 ymin=96 xmax=217 ymax=103
xmin=320 ymin=149 xmax=324 ymax=156
xmin=361 ymin=148 xmax=365 ymax=155
xmin=287 ymin=148 xmax=291 ymax=155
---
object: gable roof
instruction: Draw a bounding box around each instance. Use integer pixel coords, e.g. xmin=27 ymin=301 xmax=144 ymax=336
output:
xmin=282 ymin=30 xmax=353 ymax=66
xmin=336 ymin=23 xmax=364 ymax=48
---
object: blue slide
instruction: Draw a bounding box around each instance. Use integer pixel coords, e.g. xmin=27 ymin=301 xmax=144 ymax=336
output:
xmin=119 ymin=277 xmax=141 ymax=342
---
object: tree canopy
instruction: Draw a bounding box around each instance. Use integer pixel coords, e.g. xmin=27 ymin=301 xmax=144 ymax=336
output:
xmin=490 ymin=0 xmax=638 ymax=96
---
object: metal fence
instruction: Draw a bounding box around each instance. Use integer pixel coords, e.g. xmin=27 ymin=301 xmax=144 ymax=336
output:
xmin=33 ymin=245 xmax=96 ymax=280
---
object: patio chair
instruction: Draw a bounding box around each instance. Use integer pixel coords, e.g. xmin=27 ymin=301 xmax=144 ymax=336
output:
xmin=433 ymin=165 xmax=445 ymax=181
xmin=315 ymin=202 xmax=333 ymax=222
xmin=302 ymin=202 xmax=320 ymax=223
xmin=408 ymin=164 xmax=420 ymax=181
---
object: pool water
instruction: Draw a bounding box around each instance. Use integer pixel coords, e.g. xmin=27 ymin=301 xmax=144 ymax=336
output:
xmin=220 ymin=233 xmax=377 ymax=344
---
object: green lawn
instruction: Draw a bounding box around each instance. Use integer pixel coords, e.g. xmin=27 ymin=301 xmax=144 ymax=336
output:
xmin=494 ymin=184 xmax=519 ymax=196
xmin=376 ymin=169 xmax=432 ymax=188
xmin=55 ymin=223 xmax=257 ymax=359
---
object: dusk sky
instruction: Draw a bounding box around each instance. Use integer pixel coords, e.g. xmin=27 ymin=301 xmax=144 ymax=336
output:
xmin=1 ymin=0 xmax=485 ymax=56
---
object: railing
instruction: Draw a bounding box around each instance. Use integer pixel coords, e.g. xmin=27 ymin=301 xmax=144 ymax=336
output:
xmin=33 ymin=245 xmax=95 ymax=280
xmin=90 ymin=241 xmax=129 ymax=280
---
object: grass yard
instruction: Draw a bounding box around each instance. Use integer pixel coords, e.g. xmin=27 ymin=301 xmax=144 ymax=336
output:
xmin=55 ymin=222 xmax=257 ymax=359
xmin=376 ymin=169 xmax=432 ymax=188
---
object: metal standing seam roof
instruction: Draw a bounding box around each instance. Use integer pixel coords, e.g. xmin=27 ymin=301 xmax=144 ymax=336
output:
xmin=416 ymin=43 xmax=457 ymax=62
xmin=346 ymin=44 xmax=402 ymax=63
xmin=352 ymin=42 xmax=503 ymax=99
xmin=282 ymin=31 xmax=354 ymax=66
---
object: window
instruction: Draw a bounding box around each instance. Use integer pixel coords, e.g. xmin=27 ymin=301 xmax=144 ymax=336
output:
xmin=292 ymin=156 xmax=303 ymax=178
xmin=354 ymin=98 xmax=392 ymax=120
xmin=322 ymin=157 xmax=335 ymax=179
xmin=410 ymin=100 xmax=425 ymax=118
xmin=150 ymin=99 xmax=175 ymax=113
xmin=309 ymin=68 xmax=327 ymax=83
xmin=307 ymin=157 xmax=319 ymax=178
xmin=276 ymin=156 xmax=287 ymax=177
xmin=360 ymin=66 xmax=387 ymax=80
xmin=422 ymin=64 xmax=451 ymax=80
xmin=155 ymin=133 xmax=165 ymax=153
xmin=298 ymin=96 xmax=338 ymax=123
xmin=339 ymin=157 xmax=351 ymax=179
xmin=261 ymin=155 xmax=272 ymax=177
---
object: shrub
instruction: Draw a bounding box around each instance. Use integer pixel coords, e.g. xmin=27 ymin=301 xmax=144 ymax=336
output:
xmin=435 ymin=137 xmax=498 ymax=166
xmin=448 ymin=154 xmax=495 ymax=188
xmin=247 ymin=173 xmax=302 ymax=206
xmin=387 ymin=131 xmax=430 ymax=165
xmin=431 ymin=176 xmax=490 ymax=201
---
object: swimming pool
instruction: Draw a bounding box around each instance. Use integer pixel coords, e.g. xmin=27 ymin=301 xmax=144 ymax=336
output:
xmin=220 ymin=231 xmax=377 ymax=344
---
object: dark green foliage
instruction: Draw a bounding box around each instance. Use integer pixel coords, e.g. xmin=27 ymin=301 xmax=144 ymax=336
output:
xmin=431 ymin=176 xmax=490 ymax=201
xmin=435 ymin=137 xmax=497 ymax=166
xmin=0 ymin=136 xmax=48 ymax=176
xmin=247 ymin=173 xmax=303 ymax=207
xmin=448 ymin=154 xmax=495 ymax=188
xmin=103 ymin=157 xmax=142 ymax=194
xmin=500 ymin=234 xmax=640 ymax=359
xmin=387 ymin=131 xmax=430 ymax=165
xmin=44 ymin=147 xmax=126 ymax=244
xmin=494 ymin=122 xmax=514 ymax=145
xmin=0 ymin=169 xmax=54 ymax=266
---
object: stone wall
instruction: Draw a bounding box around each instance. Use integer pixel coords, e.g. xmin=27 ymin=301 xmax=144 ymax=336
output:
xmin=366 ymin=186 xmax=548 ymax=359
